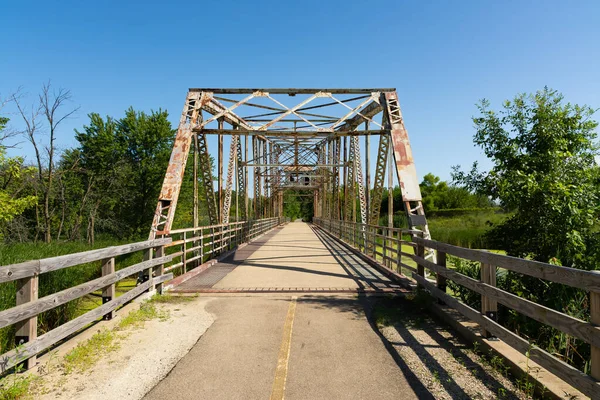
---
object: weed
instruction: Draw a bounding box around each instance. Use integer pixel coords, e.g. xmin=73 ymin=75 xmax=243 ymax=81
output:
xmin=148 ymin=294 xmax=196 ymax=304
xmin=117 ymin=303 xmax=169 ymax=330
xmin=0 ymin=373 xmax=36 ymax=400
xmin=63 ymin=329 xmax=119 ymax=374
xmin=489 ymin=354 xmax=510 ymax=377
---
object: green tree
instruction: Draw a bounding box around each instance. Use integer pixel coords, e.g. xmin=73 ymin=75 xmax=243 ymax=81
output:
xmin=419 ymin=173 xmax=491 ymax=211
xmin=420 ymin=173 xmax=448 ymax=211
xmin=116 ymin=108 xmax=174 ymax=235
xmin=0 ymin=116 xmax=37 ymax=228
xmin=454 ymin=87 xmax=599 ymax=266
xmin=72 ymin=109 xmax=174 ymax=241
xmin=74 ymin=113 xmax=130 ymax=241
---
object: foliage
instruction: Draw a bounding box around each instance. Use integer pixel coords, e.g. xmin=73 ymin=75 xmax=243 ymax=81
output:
xmin=453 ymin=87 xmax=599 ymax=266
xmin=420 ymin=173 xmax=492 ymax=212
xmin=451 ymin=88 xmax=599 ymax=372
xmin=63 ymin=329 xmax=119 ymax=374
xmin=0 ymin=150 xmax=37 ymax=224
xmin=283 ymin=190 xmax=313 ymax=221
xmin=72 ymin=108 xmax=174 ymax=240
xmin=427 ymin=210 xmax=507 ymax=248
xmin=0 ymin=116 xmax=37 ymax=230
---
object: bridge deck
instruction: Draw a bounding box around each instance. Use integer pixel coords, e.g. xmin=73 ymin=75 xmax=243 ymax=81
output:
xmin=172 ymin=221 xmax=404 ymax=293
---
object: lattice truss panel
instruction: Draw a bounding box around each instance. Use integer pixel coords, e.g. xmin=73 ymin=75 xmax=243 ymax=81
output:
xmin=150 ymin=88 xmax=433 ymax=249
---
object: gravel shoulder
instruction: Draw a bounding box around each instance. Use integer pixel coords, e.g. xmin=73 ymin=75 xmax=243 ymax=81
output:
xmin=32 ymin=295 xmax=214 ymax=400
xmin=374 ymin=295 xmax=529 ymax=400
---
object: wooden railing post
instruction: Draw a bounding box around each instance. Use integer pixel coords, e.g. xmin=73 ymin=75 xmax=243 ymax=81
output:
xmin=416 ymin=241 xmax=425 ymax=288
xmin=481 ymin=262 xmax=498 ymax=338
xmin=143 ymin=247 xmax=154 ymax=292
xmin=101 ymin=257 xmax=115 ymax=320
xmin=436 ymin=251 xmax=447 ymax=304
xmin=200 ymin=228 xmax=204 ymax=263
xmin=182 ymin=231 xmax=187 ymax=274
xmin=396 ymin=231 xmax=401 ymax=273
xmin=155 ymin=245 xmax=165 ymax=294
xmin=382 ymin=227 xmax=387 ymax=266
xmin=15 ymin=275 xmax=38 ymax=369
xmin=591 ymin=290 xmax=600 ymax=381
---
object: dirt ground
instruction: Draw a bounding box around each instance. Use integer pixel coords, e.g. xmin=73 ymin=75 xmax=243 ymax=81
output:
xmin=31 ymin=296 xmax=214 ymax=400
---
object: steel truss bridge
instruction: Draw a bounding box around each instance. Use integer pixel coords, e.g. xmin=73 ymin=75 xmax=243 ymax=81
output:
xmin=149 ymin=88 xmax=431 ymax=247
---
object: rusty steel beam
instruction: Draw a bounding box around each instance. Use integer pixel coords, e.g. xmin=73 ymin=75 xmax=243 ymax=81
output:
xmin=190 ymin=88 xmax=396 ymax=94
xmin=237 ymin=132 xmax=246 ymax=221
xmin=218 ymin=119 xmax=224 ymax=223
xmin=149 ymin=91 xmax=200 ymax=238
xmin=222 ymin=135 xmax=237 ymax=224
xmin=197 ymin=129 xmax=387 ymax=137
xmin=336 ymin=101 xmax=383 ymax=132
xmin=197 ymin=133 xmax=218 ymax=225
xmin=386 ymin=92 xmax=421 ymax=202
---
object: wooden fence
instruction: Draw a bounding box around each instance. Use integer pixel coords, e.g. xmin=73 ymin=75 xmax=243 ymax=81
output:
xmin=314 ymin=218 xmax=600 ymax=399
xmin=0 ymin=217 xmax=283 ymax=373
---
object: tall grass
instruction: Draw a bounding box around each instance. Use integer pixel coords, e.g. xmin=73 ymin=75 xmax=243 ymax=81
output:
xmin=0 ymin=237 xmax=137 ymax=354
xmin=381 ymin=209 xmax=508 ymax=249
xmin=428 ymin=210 xmax=507 ymax=248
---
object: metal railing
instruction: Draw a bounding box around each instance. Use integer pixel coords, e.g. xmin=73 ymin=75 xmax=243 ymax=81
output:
xmin=163 ymin=217 xmax=284 ymax=276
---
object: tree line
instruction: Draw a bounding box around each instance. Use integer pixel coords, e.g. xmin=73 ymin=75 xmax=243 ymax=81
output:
xmin=0 ymin=84 xmax=179 ymax=243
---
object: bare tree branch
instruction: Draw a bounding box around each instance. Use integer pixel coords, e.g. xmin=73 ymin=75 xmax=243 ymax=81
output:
xmin=11 ymin=82 xmax=80 ymax=243
xmin=0 ymin=87 xmax=25 ymax=147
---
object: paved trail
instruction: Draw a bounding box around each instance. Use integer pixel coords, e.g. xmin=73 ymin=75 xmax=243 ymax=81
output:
xmin=145 ymin=222 xmax=423 ymax=399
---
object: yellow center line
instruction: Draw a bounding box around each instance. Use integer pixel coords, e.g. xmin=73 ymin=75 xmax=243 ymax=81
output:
xmin=270 ymin=296 xmax=298 ymax=400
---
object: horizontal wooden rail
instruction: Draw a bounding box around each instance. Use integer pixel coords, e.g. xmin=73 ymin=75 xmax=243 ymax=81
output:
xmin=314 ymin=218 xmax=600 ymax=399
xmin=0 ymin=238 xmax=173 ymax=372
xmin=0 ymin=256 xmax=172 ymax=329
xmin=0 ymin=238 xmax=171 ymax=284
xmin=0 ymin=275 xmax=171 ymax=373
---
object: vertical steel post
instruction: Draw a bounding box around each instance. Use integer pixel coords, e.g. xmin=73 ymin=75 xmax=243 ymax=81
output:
xmin=365 ymin=121 xmax=370 ymax=221
xmin=218 ymin=118 xmax=224 ymax=223
xmin=245 ymin=133 xmax=249 ymax=220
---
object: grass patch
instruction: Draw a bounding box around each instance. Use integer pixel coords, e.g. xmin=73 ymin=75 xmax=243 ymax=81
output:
xmin=147 ymin=294 xmax=196 ymax=304
xmin=63 ymin=329 xmax=120 ymax=374
xmin=0 ymin=239 xmax=141 ymax=354
xmin=427 ymin=211 xmax=508 ymax=249
xmin=117 ymin=302 xmax=168 ymax=331
xmin=0 ymin=373 xmax=39 ymax=400
xmin=0 ymin=295 xmax=176 ymax=399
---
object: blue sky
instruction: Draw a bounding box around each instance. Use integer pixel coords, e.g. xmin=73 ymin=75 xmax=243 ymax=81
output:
xmin=1 ymin=0 xmax=599 ymax=182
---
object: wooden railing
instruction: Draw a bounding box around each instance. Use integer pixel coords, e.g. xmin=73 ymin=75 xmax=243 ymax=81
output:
xmin=0 ymin=238 xmax=173 ymax=372
xmin=0 ymin=217 xmax=284 ymax=373
xmin=163 ymin=217 xmax=283 ymax=275
xmin=314 ymin=218 xmax=600 ymax=399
